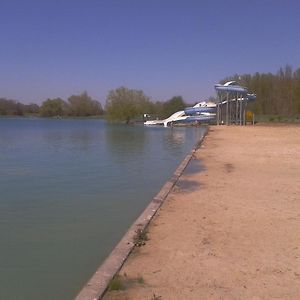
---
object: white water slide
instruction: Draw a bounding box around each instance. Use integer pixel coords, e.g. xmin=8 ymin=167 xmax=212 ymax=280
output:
xmin=144 ymin=110 xmax=188 ymax=127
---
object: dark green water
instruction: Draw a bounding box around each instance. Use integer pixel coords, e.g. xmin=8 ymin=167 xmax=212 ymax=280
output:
xmin=0 ymin=118 xmax=206 ymax=300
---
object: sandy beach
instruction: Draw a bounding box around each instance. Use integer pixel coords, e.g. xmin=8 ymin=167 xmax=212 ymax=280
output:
xmin=104 ymin=125 xmax=300 ymax=300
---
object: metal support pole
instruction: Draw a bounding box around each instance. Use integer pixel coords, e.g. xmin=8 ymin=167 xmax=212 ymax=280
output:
xmin=235 ymin=92 xmax=238 ymax=125
xmin=229 ymin=95 xmax=232 ymax=125
xmin=240 ymin=97 xmax=242 ymax=126
xmin=244 ymin=101 xmax=247 ymax=125
xmin=226 ymin=92 xmax=229 ymax=125
xmin=217 ymin=93 xmax=220 ymax=125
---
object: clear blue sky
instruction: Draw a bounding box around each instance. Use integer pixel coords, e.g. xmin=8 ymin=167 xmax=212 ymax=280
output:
xmin=1 ymin=0 xmax=300 ymax=104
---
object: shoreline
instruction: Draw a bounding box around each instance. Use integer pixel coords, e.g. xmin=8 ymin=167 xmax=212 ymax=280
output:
xmin=75 ymin=128 xmax=208 ymax=300
xmin=103 ymin=124 xmax=300 ymax=300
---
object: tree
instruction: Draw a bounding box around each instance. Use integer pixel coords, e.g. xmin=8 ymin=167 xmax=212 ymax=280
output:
xmin=105 ymin=87 xmax=151 ymax=123
xmin=40 ymin=98 xmax=68 ymax=117
xmin=0 ymin=98 xmax=25 ymax=115
xmin=68 ymin=92 xmax=103 ymax=116
xmin=24 ymin=103 xmax=40 ymax=114
xmin=293 ymin=68 xmax=300 ymax=114
xmin=162 ymin=96 xmax=186 ymax=118
xmin=149 ymin=100 xmax=164 ymax=118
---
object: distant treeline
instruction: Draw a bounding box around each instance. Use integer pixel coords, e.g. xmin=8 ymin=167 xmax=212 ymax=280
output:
xmin=2 ymin=65 xmax=299 ymax=120
xmin=221 ymin=65 xmax=300 ymax=115
xmin=0 ymin=100 xmax=39 ymax=116
xmin=0 ymin=92 xmax=104 ymax=117
xmin=0 ymin=88 xmax=189 ymax=122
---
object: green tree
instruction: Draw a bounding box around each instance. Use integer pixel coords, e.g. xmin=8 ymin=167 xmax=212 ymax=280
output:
xmin=162 ymin=96 xmax=186 ymax=118
xmin=0 ymin=98 xmax=26 ymax=116
xmin=68 ymin=92 xmax=103 ymax=116
xmin=24 ymin=103 xmax=40 ymax=114
xmin=149 ymin=100 xmax=164 ymax=118
xmin=40 ymin=98 xmax=68 ymax=117
xmin=105 ymin=87 xmax=151 ymax=123
xmin=293 ymin=68 xmax=300 ymax=114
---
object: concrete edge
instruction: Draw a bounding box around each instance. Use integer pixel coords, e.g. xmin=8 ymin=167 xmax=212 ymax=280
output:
xmin=75 ymin=127 xmax=208 ymax=300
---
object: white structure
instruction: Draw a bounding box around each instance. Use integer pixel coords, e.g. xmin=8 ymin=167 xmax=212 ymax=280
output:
xmin=144 ymin=102 xmax=216 ymax=127
xmin=215 ymin=81 xmax=256 ymax=125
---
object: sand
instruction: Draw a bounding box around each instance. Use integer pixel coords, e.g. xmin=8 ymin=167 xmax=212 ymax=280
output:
xmin=103 ymin=125 xmax=300 ymax=300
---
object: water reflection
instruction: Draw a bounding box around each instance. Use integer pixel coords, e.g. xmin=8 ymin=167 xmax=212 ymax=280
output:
xmin=162 ymin=128 xmax=186 ymax=155
xmin=42 ymin=124 xmax=103 ymax=153
xmin=105 ymin=124 xmax=146 ymax=163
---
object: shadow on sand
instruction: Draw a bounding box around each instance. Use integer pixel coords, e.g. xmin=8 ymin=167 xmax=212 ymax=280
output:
xmin=176 ymin=179 xmax=202 ymax=193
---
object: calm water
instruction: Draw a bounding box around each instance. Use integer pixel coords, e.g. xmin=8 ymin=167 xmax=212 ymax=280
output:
xmin=0 ymin=118 xmax=206 ymax=300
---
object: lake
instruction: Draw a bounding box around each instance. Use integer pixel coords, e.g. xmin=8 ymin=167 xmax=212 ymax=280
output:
xmin=0 ymin=118 xmax=206 ymax=300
